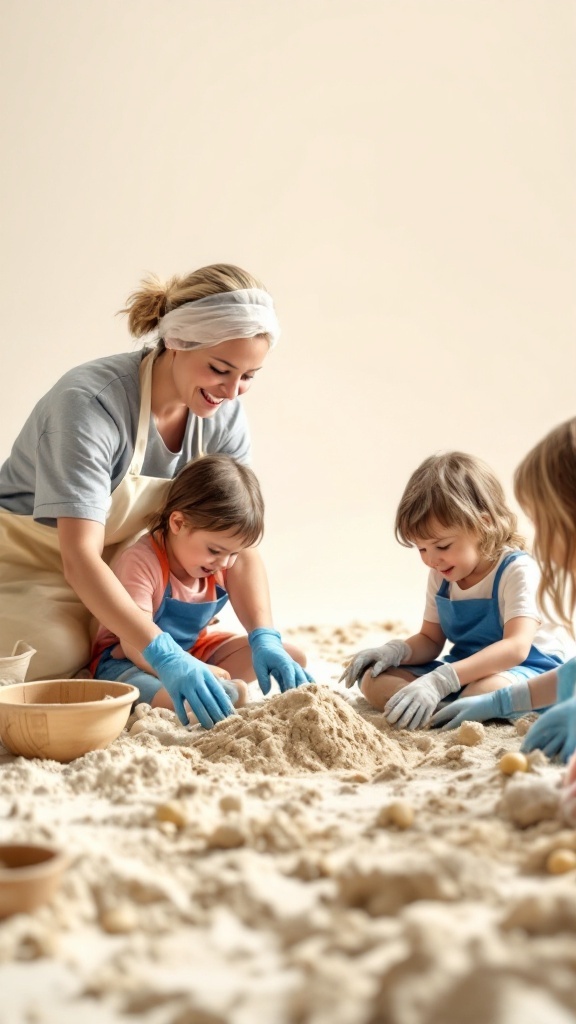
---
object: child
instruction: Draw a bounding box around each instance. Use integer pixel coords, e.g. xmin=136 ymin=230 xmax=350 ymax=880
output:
xmin=433 ymin=420 xmax=576 ymax=764
xmin=91 ymin=454 xmax=310 ymax=729
xmin=341 ymin=452 xmax=575 ymax=730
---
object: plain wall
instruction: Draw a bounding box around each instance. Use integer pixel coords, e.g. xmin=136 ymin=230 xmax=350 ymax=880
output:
xmin=1 ymin=0 xmax=575 ymax=632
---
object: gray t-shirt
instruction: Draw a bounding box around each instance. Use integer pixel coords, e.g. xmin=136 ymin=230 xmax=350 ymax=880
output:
xmin=0 ymin=349 xmax=251 ymax=526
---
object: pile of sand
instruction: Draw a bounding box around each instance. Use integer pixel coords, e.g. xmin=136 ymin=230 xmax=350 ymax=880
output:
xmin=191 ymin=684 xmax=408 ymax=775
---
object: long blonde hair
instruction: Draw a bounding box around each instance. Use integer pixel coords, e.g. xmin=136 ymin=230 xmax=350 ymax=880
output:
xmin=120 ymin=263 xmax=266 ymax=342
xmin=395 ymin=452 xmax=525 ymax=560
xmin=514 ymin=418 xmax=576 ymax=631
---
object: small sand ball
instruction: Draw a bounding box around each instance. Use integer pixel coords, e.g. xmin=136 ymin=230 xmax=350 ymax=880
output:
xmin=129 ymin=720 xmax=149 ymax=737
xmin=155 ymin=801 xmax=188 ymax=828
xmin=455 ymin=721 xmax=485 ymax=746
xmin=134 ymin=703 xmax=152 ymax=719
xmin=206 ymin=823 xmax=246 ymax=849
xmin=100 ymin=904 xmax=138 ymax=934
xmin=499 ymin=752 xmax=529 ymax=775
xmin=546 ymin=849 xmax=576 ymax=875
xmin=515 ymin=716 xmax=534 ymax=737
xmin=377 ymin=800 xmax=414 ymax=830
xmin=219 ymin=793 xmax=243 ymax=813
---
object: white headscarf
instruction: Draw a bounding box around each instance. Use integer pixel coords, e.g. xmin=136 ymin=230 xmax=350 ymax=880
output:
xmin=158 ymin=288 xmax=280 ymax=351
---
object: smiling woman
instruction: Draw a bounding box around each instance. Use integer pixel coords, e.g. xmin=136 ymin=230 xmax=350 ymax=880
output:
xmin=0 ymin=263 xmax=311 ymax=724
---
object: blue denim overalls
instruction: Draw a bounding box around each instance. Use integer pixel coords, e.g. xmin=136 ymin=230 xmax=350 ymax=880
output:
xmin=409 ymin=551 xmax=564 ymax=680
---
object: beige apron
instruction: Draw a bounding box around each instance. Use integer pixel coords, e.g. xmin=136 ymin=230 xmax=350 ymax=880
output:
xmin=0 ymin=351 xmax=202 ymax=680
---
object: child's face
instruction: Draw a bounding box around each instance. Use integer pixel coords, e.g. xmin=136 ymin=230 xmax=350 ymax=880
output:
xmin=411 ymin=521 xmax=492 ymax=588
xmin=166 ymin=516 xmax=246 ymax=583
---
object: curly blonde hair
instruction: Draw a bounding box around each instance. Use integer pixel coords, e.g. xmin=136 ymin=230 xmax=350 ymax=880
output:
xmin=395 ymin=452 xmax=525 ymax=560
xmin=514 ymin=418 xmax=576 ymax=631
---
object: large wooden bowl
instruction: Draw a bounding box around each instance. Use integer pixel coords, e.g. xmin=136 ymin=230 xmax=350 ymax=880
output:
xmin=0 ymin=679 xmax=139 ymax=762
xmin=0 ymin=843 xmax=69 ymax=917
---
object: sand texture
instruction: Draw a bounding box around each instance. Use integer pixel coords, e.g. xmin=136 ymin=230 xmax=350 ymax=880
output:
xmin=1 ymin=620 xmax=576 ymax=1024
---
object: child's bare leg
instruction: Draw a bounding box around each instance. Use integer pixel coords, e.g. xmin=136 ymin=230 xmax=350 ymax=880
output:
xmin=208 ymin=637 xmax=307 ymax=685
xmin=460 ymin=674 xmax=510 ymax=697
xmin=360 ymin=667 xmax=418 ymax=711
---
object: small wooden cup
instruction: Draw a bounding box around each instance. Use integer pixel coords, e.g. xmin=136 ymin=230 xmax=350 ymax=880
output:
xmin=0 ymin=679 xmax=139 ymax=762
xmin=0 ymin=843 xmax=69 ymax=917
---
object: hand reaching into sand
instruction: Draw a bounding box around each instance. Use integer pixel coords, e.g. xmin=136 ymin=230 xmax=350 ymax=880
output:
xmin=339 ymin=639 xmax=412 ymax=688
xmin=430 ymin=681 xmax=532 ymax=731
xmin=248 ymin=628 xmax=313 ymax=694
xmin=384 ymin=663 xmax=461 ymax=730
xmin=142 ymin=632 xmax=235 ymax=728
xmin=522 ymin=696 xmax=576 ymax=762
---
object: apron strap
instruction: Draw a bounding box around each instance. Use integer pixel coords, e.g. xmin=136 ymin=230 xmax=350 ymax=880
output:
xmin=131 ymin=350 xmax=156 ymax=475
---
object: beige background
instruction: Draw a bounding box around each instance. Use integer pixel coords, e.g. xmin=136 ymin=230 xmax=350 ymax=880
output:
xmin=0 ymin=0 xmax=574 ymax=634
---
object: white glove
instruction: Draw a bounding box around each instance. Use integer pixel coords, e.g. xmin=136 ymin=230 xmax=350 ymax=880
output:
xmin=384 ymin=662 xmax=461 ymax=730
xmin=340 ymin=639 xmax=412 ymax=689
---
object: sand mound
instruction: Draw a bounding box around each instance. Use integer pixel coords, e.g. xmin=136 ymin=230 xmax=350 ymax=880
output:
xmin=192 ymin=683 xmax=407 ymax=775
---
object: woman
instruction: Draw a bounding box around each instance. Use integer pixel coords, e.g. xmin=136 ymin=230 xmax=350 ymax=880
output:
xmin=0 ymin=263 xmax=309 ymax=726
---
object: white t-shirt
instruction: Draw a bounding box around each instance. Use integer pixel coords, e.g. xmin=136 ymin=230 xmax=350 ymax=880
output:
xmin=423 ymin=549 xmax=576 ymax=660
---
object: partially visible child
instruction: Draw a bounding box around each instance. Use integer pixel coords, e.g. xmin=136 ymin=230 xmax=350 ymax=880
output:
xmin=433 ymin=420 xmax=576 ymax=767
xmin=91 ymin=455 xmax=310 ymax=729
xmin=341 ymin=452 xmax=575 ymax=730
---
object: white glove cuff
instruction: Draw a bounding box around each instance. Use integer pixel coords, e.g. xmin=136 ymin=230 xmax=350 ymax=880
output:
xmin=435 ymin=662 xmax=462 ymax=698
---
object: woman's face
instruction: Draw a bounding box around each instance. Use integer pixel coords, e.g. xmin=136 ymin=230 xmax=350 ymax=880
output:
xmin=170 ymin=336 xmax=270 ymax=418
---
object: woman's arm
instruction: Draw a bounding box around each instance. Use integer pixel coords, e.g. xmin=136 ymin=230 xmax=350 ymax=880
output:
xmin=58 ymin=518 xmax=161 ymax=654
xmin=449 ymin=616 xmax=538 ymax=686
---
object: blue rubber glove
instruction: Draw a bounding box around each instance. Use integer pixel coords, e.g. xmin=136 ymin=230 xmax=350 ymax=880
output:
xmin=384 ymin=662 xmax=461 ymax=730
xmin=521 ymin=696 xmax=576 ymax=762
xmin=143 ymin=632 xmax=235 ymax=729
xmin=557 ymin=658 xmax=576 ymax=703
xmin=248 ymin=628 xmax=313 ymax=695
xmin=430 ymin=681 xmax=532 ymax=731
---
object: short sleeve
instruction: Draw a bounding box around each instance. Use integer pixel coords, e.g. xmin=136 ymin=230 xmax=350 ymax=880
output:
xmin=498 ymin=555 xmax=542 ymax=624
xmin=34 ymin=388 xmax=122 ymax=525
xmin=111 ymin=539 xmax=164 ymax=617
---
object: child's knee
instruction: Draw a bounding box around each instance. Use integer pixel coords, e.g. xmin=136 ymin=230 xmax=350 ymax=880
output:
xmin=284 ymin=642 xmax=306 ymax=667
xmin=359 ymin=670 xmax=395 ymax=709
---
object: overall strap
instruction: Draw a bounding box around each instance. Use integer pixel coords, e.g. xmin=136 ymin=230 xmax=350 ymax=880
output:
xmin=437 ymin=577 xmax=450 ymax=598
xmin=491 ymin=550 xmax=523 ymax=598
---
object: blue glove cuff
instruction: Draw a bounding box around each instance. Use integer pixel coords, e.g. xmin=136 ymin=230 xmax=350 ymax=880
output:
xmin=142 ymin=631 xmax=183 ymax=668
xmin=494 ymin=681 xmax=532 ymax=718
xmin=248 ymin=628 xmax=282 ymax=647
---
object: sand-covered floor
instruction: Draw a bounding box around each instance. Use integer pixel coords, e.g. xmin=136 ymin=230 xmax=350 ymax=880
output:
xmin=2 ymin=621 xmax=576 ymax=1024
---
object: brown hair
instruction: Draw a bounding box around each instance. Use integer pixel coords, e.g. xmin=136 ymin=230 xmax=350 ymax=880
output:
xmin=120 ymin=263 xmax=266 ymax=342
xmin=514 ymin=418 xmax=576 ymax=631
xmin=395 ymin=451 xmax=525 ymax=560
xmin=147 ymin=454 xmax=265 ymax=548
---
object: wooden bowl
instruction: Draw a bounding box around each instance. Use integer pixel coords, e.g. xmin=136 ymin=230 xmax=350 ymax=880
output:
xmin=0 ymin=843 xmax=69 ymax=918
xmin=0 ymin=679 xmax=139 ymax=762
